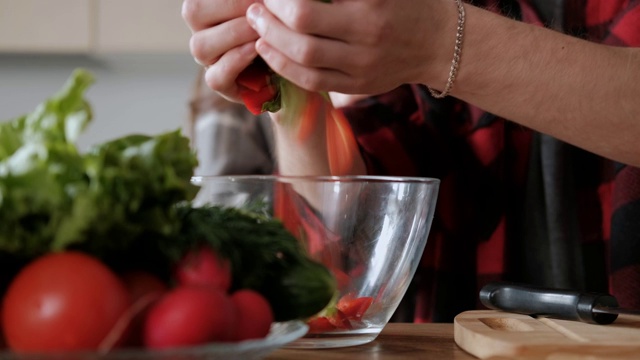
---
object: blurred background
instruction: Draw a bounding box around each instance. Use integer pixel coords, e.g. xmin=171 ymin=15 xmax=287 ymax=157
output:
xmin=0 ymin=0 xmax=199 ymax=151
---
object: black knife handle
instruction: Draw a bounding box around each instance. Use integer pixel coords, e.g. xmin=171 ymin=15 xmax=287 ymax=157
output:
xmin=479 ymin=282 xmax=619 ymax=325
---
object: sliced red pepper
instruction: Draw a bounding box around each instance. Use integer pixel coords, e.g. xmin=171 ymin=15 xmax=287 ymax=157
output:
xmin=325 ymin=107 xmax=358 ymax=175
xmin=296 ymin=92 xmax=323 ymax=142
xmin=329 ymin=267 xmax=351 ymax=292
xmin=307 ymin=316 xmax=336 ymax=334
xmin=236 ymin=59 xmax=272 ymax=92
xmin=327 ymin=309 xmax=353 ymax=330
xmin=337 ymin=294 xmax=373 ymax=321
xmin=239 ymin=84 xmax=278 ymax=115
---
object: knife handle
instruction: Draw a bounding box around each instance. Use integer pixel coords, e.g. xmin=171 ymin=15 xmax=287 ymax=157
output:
xmin=479 ymin=282 xmax=619 ymax=325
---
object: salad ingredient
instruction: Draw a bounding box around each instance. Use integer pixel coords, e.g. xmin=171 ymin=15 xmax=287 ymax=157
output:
xmin=306 ymin=316 xmax=335 ymax=334
xmin=143 ymin=286 xmax=236 ymax=349
xmin=236 ymin=58 xmax=281 ymax=115
xmin=325 ymin=107 xmax=358 ymax=175
xmin=0 ymin=69 xmax=199 ymax=260
xmin=121 ymin=271 xmax=168 ymax=304
xmin=230 ymin=289 xmax=274 ymax=341
xmin=235 ymin=0 xmax=358 ymax=176
xmin=0 ymin=70 xmax=338 ymax=350
xmin=2 ymin=252 xmax=130 ymax=352
xmin=172 ymin=205 xmax=337 ymax=321
xmin=337 ymin=294 xmax=373 ymax=321
xmin=119 ymin=271 xmax=168 ymax=347
xmin=306 ymin=293 xmax=374 ymax=333
xmin=175 ymin=246 xmax=232 ymax=292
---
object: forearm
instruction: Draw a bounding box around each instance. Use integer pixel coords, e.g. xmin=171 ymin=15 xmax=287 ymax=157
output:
xmin=270 ymin=111 xmax=367 ymax=176
xmin=436 ymin=5 xmax=640 ymax=165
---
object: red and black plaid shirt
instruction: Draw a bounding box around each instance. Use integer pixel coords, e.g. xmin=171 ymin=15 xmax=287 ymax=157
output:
xmin=343 ymin=0 xmax=640 ymax=322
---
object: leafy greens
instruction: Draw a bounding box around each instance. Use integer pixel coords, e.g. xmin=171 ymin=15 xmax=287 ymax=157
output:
xmin=0 ymin=69 xmax=198 ymax=257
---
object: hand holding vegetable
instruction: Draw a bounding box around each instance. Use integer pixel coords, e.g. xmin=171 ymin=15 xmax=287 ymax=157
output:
xmin=184 ymin=0 xmax=259 ymax=103
xmin=244 ymin=0 xmax=453 ymax=95
xmin=184 ymin=0 xmax=366 ymax=176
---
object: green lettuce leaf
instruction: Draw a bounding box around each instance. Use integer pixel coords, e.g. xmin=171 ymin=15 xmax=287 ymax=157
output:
xmin=0 ymin=69 xmax=198 ymax=258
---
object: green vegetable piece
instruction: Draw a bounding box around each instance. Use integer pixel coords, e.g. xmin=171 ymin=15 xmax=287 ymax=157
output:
xmin=171 ymin=205 xmax=337 ymax=321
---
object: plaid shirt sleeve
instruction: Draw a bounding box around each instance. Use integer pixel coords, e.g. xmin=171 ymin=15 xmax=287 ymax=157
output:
xmin=342 ymin=0 xmax=640 ymax=322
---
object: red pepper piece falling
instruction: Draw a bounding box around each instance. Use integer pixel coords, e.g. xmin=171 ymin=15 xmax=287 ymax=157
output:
xmin=234 ymin=1 xmax=357 ymax=175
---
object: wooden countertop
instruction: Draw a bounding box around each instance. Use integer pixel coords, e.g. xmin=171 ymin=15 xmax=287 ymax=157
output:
xmin=267 ymin=323 xmax=477 ymax=359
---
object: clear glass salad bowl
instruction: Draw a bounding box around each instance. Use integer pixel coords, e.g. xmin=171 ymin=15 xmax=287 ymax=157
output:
xmin=191 ymin=175 xmax=440 ymax=348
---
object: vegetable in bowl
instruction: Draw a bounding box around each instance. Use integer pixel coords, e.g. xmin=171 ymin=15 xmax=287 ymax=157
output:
xmin=0 ymin=70 xmax=336 ymax=355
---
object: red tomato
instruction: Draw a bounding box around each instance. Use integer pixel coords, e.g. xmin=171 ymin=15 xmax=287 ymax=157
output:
xmin=2 ymin=252 xmax=131 ymax=352
xmin=175 ymin=247 xmax=232 ymax=292
xmin=230 ymin=289 xmax=274 ymax=341
xmin=143 ymin=286 xmax=236 ymax=349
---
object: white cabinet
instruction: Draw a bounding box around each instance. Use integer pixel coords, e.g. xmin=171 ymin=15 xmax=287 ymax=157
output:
xmin=0 ymin=0 xmax=191 ymax=54
xmin=0 ymin=0 xmax=92 ymax=53
xmin=95 ymin=0 xmax=191 ymax=53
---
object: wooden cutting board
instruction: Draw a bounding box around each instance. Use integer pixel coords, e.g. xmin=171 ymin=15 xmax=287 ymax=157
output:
xmin=454 ymin=310 xmax=640 ymax=359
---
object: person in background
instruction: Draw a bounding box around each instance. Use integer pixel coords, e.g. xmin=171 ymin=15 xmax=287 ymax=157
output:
xmin=183 ymin=0 xmax=640 ymax=322
xmin=188 ymin=68 xmax=275 ymax=177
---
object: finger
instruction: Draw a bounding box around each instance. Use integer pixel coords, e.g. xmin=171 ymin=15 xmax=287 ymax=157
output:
xmin=204 ymin=42 xmax=259 ymax=101
xmin=255 ymin=39 xmax=356 ymax=93
xmin=182 ymin=0 xmax=256 ymax=32
xmin=263 ymin=0 xmax=372 ymax=44
xmin=247 ymin=4 xmax=359 ymax=71
xmin=191 ymin=17 xmax=258 ymax=67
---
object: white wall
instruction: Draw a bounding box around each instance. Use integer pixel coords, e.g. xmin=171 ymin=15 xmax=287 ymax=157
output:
xmin=0 ymin=53 xmax=200 ymax=151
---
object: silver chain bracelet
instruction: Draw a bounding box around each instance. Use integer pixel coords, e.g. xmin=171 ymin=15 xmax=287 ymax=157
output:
xmin=428 ymin=0 xmax=466 ymax=99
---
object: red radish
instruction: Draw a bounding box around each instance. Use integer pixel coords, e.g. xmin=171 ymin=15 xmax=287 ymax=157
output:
xmin=175 ymin=247 xmax=232 ymax=292
xmin=230 ymin=289 xmax=274 ymax=341
xmin=98 ymin=292 xmax=162 ymax=352
xmin=121 ymin=271 xmax=168 ymax=303
xmin=119 ymin=271 xmax=168 ymax=347
xmin=143 ymin=286 xmax=236 ymax=349
xmin=2 ymin=252 xmax=131 ymax=352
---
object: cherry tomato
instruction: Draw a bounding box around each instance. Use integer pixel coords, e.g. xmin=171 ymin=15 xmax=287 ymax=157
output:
xmin=175 ymin=247 xmax=232 ymax=292
xmin=230 ymin=289 xmax=274 ymax=341
xmin=2 ymin=251 xmax=131 ymax=352
xmin=143 ymin=286 xmax=236 ymax=349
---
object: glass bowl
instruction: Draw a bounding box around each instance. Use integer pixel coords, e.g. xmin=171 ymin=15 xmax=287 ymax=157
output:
xmin=191 ymin=175 xmax=439 ymax=348
xmin=1 ymin=321 xmax=307 ymax=360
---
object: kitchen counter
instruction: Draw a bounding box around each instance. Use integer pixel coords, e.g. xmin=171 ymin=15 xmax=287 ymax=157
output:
xmin=267 ymin=323 xmax=476 ymax=359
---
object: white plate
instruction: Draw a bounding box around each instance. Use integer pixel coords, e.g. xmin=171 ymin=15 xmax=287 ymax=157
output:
xmin=2 ymin=321 xmax=308 ymax=360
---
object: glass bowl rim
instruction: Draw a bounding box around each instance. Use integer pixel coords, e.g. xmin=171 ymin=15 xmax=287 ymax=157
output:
xmin=191 ymin=175 xmax=440 ymax=185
